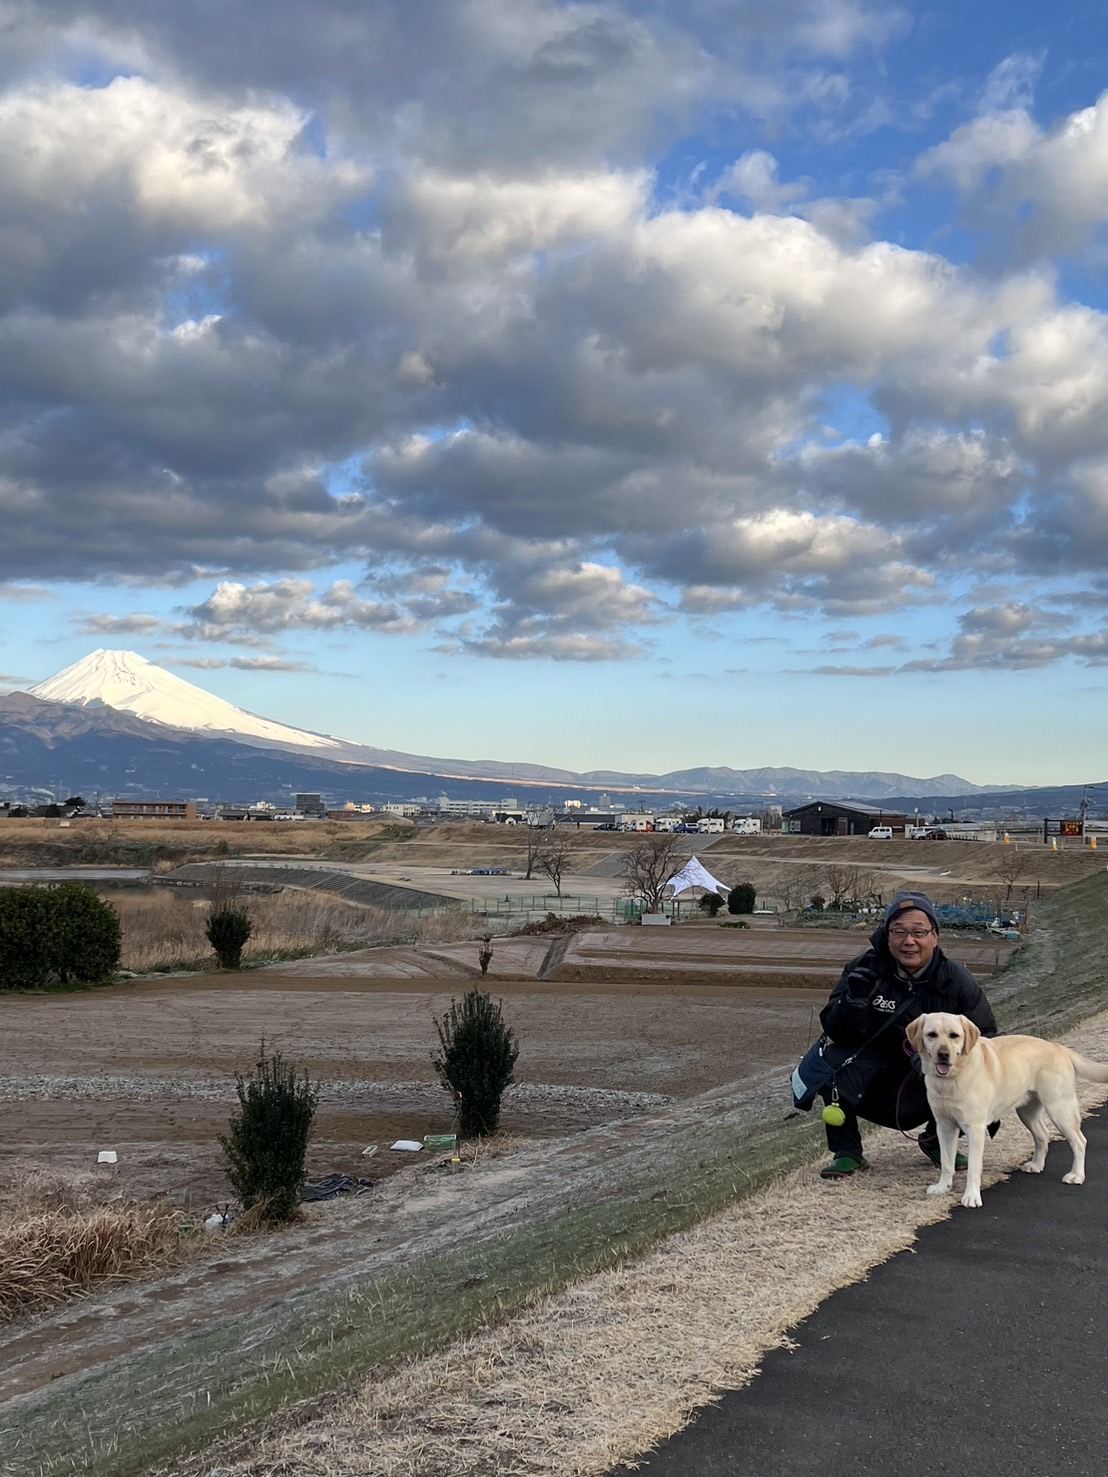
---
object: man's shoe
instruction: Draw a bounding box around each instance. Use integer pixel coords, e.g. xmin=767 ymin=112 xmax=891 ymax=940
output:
xmin=820 ymin=1155 xmax=869 ymax=1179
xmin=919 ymin=1138 xmax=968 ymax=1172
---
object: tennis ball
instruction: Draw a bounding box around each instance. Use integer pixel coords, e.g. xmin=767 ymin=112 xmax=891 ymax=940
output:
xmin=822 ymin=1103 xmax=846 ymax=1127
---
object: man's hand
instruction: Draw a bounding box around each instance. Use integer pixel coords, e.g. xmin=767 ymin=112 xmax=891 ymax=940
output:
xmin=844 ymin=966 xmax=878 ymax=999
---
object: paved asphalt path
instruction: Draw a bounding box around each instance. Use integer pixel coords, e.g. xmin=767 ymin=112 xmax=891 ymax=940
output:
xmin=623 ymin=1109 xmax=1108 ymax=1477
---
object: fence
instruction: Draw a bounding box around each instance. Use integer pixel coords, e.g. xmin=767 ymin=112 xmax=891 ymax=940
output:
xmin=933 ymin=901 xmax=1024 ymax=928
xmin=455 ymin=894 xmax=642 ymax=924
xmin=790 ymin=900 xmax=1025 ymax=931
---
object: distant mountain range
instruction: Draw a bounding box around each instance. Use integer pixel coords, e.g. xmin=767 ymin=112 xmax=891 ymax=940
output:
xmin=0 ymin=649 xmax=1090 ymax=812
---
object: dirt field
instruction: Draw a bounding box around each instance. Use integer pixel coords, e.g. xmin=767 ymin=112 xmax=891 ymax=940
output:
xmin=0 ymin=910 xmax=1023 ymax=1216
xmin=0 ymin=939 xmax=817 ymax=1215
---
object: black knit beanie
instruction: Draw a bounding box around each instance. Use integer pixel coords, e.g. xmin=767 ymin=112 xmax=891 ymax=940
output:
xmin=883 ymin=891 xmax=940 ymax=932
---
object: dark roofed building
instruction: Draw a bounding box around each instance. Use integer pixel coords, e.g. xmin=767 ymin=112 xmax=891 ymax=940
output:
xmin=782 ymin=799 xmax=913 ymax=836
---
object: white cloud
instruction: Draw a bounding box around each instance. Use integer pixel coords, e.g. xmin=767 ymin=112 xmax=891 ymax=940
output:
xmin=920 ymin=90 xmax=1108 ymax=259
xmin=800 ymin=427 xmax=1025 ymax=526
xmin=977 ymin=53 xmax=1043 ymax=115
xmin=794 ymin=0 xmax=910 ymax=59
xmin=186 ymin=579 xmax=416 ymax=636
xmin=0 ymin=76 xmax=365 ymax=237
xmin=80 ymin=612 xmax=164 ymax=635
xmin=382 ymin=168 xmax=650 ymax=269
xmin=715 ymin=151 xmax=808 ymax=213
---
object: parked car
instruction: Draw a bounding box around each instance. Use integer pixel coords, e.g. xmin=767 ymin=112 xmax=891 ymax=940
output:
xmin=868 ymin=826 xmax=893 ymax=839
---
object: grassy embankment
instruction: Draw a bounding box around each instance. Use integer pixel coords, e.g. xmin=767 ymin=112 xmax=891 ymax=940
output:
xmin=6 ymin=871 xmax=1108 ymax=1477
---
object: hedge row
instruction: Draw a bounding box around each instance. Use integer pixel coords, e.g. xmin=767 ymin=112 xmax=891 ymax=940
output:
xmin=0 ymin=884 xmax=121 ymax=990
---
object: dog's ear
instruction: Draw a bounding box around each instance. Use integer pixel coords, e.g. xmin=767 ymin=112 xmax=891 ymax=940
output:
xmin=960 ymin=1016 xmax=981 ymax=1055
xmin=905 ymin=1015 xmax=926 ymax=1054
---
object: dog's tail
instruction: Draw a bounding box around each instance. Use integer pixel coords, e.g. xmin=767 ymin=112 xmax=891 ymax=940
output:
xmin=1065 ymin=1049 xmax=1108 ymax=1084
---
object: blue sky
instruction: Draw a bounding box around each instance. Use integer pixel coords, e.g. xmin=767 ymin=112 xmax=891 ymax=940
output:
xmin=3 ymin=0 xmax=1108 ymax=786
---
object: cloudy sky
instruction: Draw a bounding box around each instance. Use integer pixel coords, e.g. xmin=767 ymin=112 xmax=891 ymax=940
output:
xmin=2 ymin=0 xmax=1108 ymax=786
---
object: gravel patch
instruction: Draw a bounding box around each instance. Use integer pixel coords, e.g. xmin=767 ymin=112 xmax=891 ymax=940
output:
xmin=0 ymin=1074 xmax=669 ymax=1115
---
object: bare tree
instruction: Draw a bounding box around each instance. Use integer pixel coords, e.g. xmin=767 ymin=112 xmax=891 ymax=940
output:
xmin=521 ymin=816 xmax=553 ymax=881
xmin=617 ymin=833 xmax=687 ymax=913
xmin=522 ymin=825 xmax=542 ymax=881
xmin=775 ymin=872 xmax=810 ymax=914
xmin=821 ymin=864 xmax=857 ymax=911
xmin=850 ymin=868 xmax=885 ymax=909
xmin=992 ymin=845 xmax=1032 ymax=901
xmin=822 ymin=864 xmax=884 ymax=911
xmin=534 ymin=830 xmax=581 ymax=899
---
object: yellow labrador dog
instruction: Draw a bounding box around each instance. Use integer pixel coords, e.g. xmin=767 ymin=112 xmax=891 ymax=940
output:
xmin=906 ymin=1012 xmax=1108 ymax=1209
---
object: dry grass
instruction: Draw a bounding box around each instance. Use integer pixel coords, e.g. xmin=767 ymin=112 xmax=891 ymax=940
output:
xmin=0 ymin=1162 xmax=198 ymax=1323
xmin=0 ymin=817 xmax=411 ymax=870
xmin=0 ymin=1204 xmax=184 ymax=1320
xmin=112 ymin=888 xmax=502 ymax=973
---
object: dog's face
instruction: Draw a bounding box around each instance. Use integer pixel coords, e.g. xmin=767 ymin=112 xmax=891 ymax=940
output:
xmin=906 ymin=1011 xmax=981 ymax=1077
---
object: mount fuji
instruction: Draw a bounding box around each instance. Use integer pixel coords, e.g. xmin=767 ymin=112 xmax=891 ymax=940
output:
xmin=29 ymin=650 xmax=351 ymax=755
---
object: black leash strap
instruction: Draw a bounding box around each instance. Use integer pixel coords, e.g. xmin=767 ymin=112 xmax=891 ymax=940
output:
xmin=826 ymin=995 xmax=917 ymax=1102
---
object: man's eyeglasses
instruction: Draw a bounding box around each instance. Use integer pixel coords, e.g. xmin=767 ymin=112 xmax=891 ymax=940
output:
xmin=888 ymin=927 xmax=934 ymax=941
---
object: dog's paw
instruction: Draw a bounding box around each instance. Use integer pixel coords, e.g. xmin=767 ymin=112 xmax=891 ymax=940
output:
xmin=960 ymin=1188 xmax=982 ymax=1208
xmin=1019 ymin=1159 xmax=1044 ymax=1174
xmin=1062 ymin=1171 xmax=1085 ymax=1185
xmin=926 ymin=1182 xmax=952 ymax=1196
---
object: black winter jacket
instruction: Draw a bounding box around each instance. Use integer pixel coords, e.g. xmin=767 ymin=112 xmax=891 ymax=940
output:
xmin=820 ymin=931 xmax=997 ymax=1066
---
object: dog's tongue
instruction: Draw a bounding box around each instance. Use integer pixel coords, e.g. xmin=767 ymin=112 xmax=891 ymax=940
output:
xmin=935 ymin=1061 xmax=951 ymax=1077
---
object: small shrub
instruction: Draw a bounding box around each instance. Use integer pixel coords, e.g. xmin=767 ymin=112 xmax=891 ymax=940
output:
xmin=698 ymin=892 xmax=724 ymax=917
xmin=206 ymin=908 xmax=253 ymax=968
xmin=219 ymin=1045 xmax=319 ymax=1225
xmin=0 ymin=885 xmax=120 ymax=990
xmin=0 ymin=889 xmax=52 ymax=990
xmin=48 ymin=883 xmax=123 ymax=983
xmin=727 ymin=881 xmax=757 ymax=915
xmin=433 ymin=989 xmax=519 ymax=1139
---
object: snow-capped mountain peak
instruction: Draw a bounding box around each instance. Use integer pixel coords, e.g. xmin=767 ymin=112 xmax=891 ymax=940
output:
xmin=29 ymin=649 xmax=347 ymax=752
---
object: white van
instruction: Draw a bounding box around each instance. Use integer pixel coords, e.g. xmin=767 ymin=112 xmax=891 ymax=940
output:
xmin=868 ymin=826 xmax=893 ymax=840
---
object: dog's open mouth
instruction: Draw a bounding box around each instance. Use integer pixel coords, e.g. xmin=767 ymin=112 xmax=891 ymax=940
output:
xmin=934 ymin=1058 xmax=952 ymax=1077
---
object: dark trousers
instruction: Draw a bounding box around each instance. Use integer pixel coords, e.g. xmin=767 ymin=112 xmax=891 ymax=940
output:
xmin=819 ymin=1063 xmax=933 ymax=1160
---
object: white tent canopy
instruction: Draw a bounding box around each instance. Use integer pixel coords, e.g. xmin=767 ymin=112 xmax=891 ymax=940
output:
xmin=662 ymin=855 xmax=730 ymax=899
